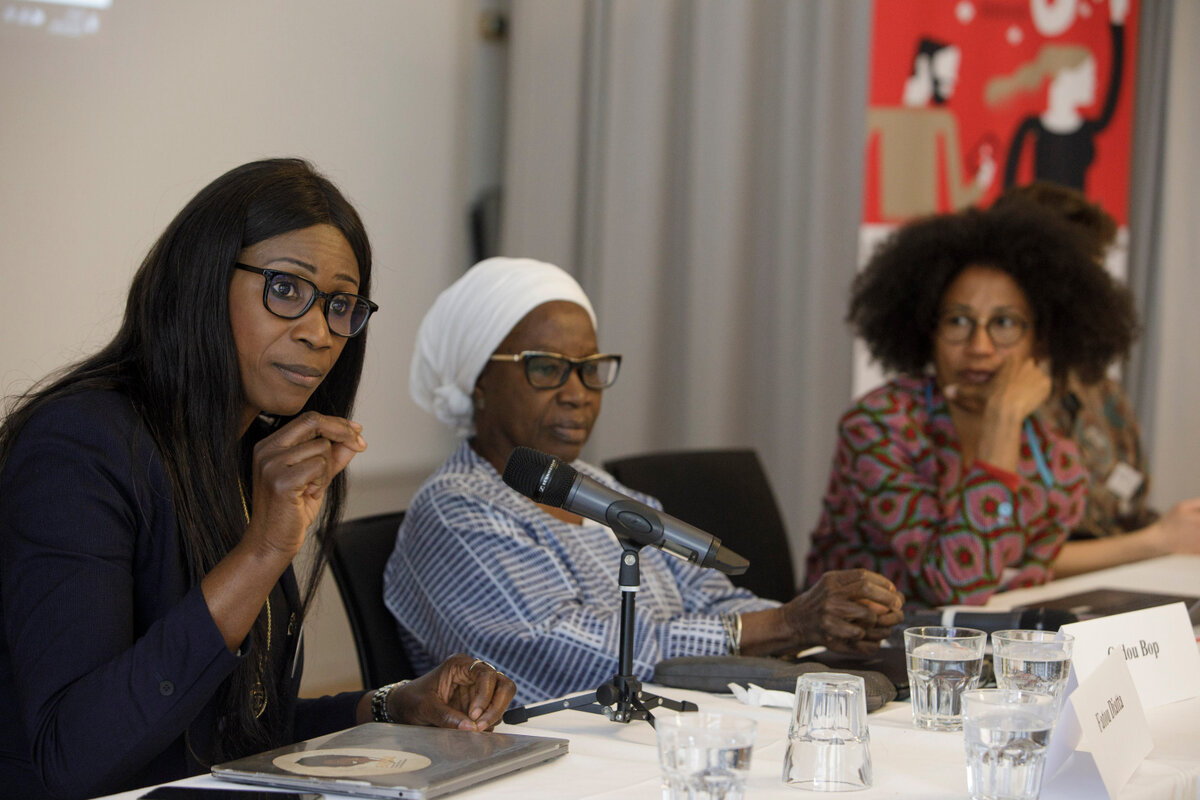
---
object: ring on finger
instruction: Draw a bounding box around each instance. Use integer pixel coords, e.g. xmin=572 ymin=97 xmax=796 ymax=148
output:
xmin=468 ymin=658 xmax=498 ymax=674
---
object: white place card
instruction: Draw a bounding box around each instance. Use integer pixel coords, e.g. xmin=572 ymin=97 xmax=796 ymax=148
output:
xmin=1060 ymin=601 xmax=1200 ymax=708
xmin=1043 ymin=650 xmax=1153 ymax=799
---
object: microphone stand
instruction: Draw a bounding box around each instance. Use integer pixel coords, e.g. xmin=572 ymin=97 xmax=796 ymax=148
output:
xmin=502 ymin=542 xmax=698 ymax=728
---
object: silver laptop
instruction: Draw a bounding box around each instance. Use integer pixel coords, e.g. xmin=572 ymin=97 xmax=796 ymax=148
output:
xmin=211 ymin=723 xmax=568 ymax=799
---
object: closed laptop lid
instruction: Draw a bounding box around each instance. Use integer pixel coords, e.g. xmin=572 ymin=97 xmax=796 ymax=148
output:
xmin=211 ymin=723 xmax=568 ymax=800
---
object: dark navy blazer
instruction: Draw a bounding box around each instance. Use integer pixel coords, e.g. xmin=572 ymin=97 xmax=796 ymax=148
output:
xmin=0 ymin=390 xmax=359 ymax=799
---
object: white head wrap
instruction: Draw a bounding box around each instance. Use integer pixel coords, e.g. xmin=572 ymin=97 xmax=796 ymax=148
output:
xmin=410 ymin=257 xmax=596 ymax=436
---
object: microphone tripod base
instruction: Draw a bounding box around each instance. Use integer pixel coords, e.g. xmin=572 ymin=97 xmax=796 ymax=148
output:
xmin=502 ymin=675 xmax=697 ymax=727
xmin=501 ymin=544 xmax=698 ymax=727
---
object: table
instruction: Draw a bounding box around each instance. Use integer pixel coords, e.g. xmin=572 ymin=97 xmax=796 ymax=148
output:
xmin=980 ymin=552 xmax=1200 ymax=615
xmin=98 ymin=555 xmax=1200 ymax=800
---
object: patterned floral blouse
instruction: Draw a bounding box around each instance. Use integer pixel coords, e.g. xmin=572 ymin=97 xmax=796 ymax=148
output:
xmin=805 ymin=375 xmax=1088 ymax=608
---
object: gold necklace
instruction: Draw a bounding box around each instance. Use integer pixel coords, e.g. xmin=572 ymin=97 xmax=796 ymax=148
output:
xmin=239 ymin=482 xmax=270 ymax=719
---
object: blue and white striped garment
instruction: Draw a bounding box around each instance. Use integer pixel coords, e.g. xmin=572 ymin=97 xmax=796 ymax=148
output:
xmin=383 ymin=441 xmax=778 ymax=705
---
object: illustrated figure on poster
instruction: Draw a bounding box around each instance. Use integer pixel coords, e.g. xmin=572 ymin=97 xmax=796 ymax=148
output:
xmin=867 ymin=37 xmax=996 ymax=221
xmin=987 ymin=0 xmax=1128 ymax=191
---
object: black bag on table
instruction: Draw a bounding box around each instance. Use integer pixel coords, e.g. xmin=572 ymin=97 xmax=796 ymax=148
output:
xmin=653 ymin=651 xmax=904 ymax=712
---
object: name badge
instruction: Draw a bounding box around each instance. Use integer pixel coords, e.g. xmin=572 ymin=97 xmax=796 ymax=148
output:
xmin=1104 ymin=461 xmax=1143 ymax=504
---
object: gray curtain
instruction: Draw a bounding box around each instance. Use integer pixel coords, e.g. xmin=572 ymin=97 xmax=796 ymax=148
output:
xmin=501 ymin=0 xmax=872 ymax=575
xmin=1135 ymin=0 xmax=1200 ymax=509
xmin=1125 ymin=0 xmax=1173 ymax=428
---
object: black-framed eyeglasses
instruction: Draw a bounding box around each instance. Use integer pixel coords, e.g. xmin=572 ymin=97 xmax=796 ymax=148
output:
xmin=936 ymin=312 xmax=1030 ymax=347
xmin=235 ymin=264 xmax=379 ymax=338
xmin=488 ymin=351 xmax=623 ymax=390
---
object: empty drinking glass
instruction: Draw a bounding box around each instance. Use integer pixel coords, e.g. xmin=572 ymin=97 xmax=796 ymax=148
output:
xmin=656 ymin=712 xmax=757 ymax=800
xmin=992 ymin=630 xmax=1074 ymax=711
xmin=904 ymin=626 xmax=987 ymax=730
xmin=783 ymin=672 xmax=873 ymax=791
xmin=963 ymin=689 xmax=1057 ymax=800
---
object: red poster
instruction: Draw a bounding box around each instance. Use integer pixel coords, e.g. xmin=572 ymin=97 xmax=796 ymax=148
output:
xmin=854 ymin=0 xmax=1138 ymax=397
xmin=862 ymin=0 xmax=1137 ymax=225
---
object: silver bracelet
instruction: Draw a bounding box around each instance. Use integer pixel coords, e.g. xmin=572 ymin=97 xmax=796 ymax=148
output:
xmin=720 ymin=613 xmax=742 ymax=656
xmin=371 ymin=680 xmax=411 ymax=723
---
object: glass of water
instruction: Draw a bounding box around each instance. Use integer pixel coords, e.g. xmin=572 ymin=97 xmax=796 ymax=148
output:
xmin=962 ymin=689 xmax=1057 ymax=800
xmin=992 ymin=629 xmax=1074 ymax=711
xmin=904 ymin=626 xmax=986 ymax=730
xmin=656 ymin=712 xmax=756 ymax=800
xmin=783 ymin=672 xmax=872 ymax=791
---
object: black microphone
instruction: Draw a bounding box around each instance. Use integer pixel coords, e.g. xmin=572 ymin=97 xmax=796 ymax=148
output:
xmin=900 ymin=606 xmax=1078 ymax=634
xmin=502 ymin=446 xmax=749 ymax=575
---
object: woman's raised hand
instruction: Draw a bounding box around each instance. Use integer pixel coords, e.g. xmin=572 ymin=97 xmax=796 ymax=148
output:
xmin=202 ymin=412 xmax=366 ymax=652
xmin=245 ymin=411 xmax=367 ymax=557
xmin=984 ymin=355 xmax=1051 ymax=427
xmin=970 ymin=356 xmax=1050 ymax=472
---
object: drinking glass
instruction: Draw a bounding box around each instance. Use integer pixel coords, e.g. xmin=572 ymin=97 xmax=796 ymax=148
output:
xmin=962 ymin=689 xmax=1057 ymax=800
xmin=992 ymin=630 xmax=1074 ymax=711
xmin=656 ymin=712 xmax=757 ymax=800
xmin=904 ymin=626 xmax=986 ymax=730
xmin=783 ymin=672 xmax=872 ymax=791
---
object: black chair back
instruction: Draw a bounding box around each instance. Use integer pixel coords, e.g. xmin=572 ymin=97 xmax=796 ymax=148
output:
xmin=603 ymin=449 xmax=797 ymax=603
xmin=328 ymin=511 xmax=416 ymax=688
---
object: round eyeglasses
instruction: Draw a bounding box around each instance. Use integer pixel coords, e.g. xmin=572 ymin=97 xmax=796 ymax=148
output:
xmin=936 ymin=312 xmax=1030 ymax=347
xmin=235 ymin=264 xmax=379 ymax=338
xmin=488 ymin=351 xmax=622 ymax=390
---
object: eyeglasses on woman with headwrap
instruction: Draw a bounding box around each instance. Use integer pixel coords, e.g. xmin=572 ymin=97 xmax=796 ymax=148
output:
xmin=488 ymin=351 xmax=622 ymax=390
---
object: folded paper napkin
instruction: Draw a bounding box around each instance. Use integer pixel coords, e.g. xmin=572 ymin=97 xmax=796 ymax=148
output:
xmin=728 ymin=682 xmax=796 ymax=709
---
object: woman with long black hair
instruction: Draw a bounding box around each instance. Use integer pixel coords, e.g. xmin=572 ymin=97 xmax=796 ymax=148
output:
xmin=0 ymin=158 xmax=514 ymax=799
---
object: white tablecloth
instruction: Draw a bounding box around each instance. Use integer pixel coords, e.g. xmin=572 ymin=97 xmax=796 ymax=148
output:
xmin=97 ymin=555 xmax=1200 ymax=800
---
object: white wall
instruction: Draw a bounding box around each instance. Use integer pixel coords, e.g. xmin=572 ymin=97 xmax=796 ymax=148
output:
xmin=0 ymin=0 xmax=471 ymax=694
xmin=0 ymin=0 xmax=466 ymax=477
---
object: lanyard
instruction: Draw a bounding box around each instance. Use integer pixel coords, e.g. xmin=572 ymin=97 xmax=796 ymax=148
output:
xmin=925 ymin=379 xmax=1055 ymax=488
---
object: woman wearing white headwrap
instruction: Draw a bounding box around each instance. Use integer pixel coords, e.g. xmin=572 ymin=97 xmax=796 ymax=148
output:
xmin=383 ymin=258 xmax=903 ymax=706
xmin=409 ymin=257 xmax=597 ymax=437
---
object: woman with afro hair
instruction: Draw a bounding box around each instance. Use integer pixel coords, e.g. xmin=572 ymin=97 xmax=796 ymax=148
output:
xmin=804 ymin=205 xmax=1140 ymax=607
